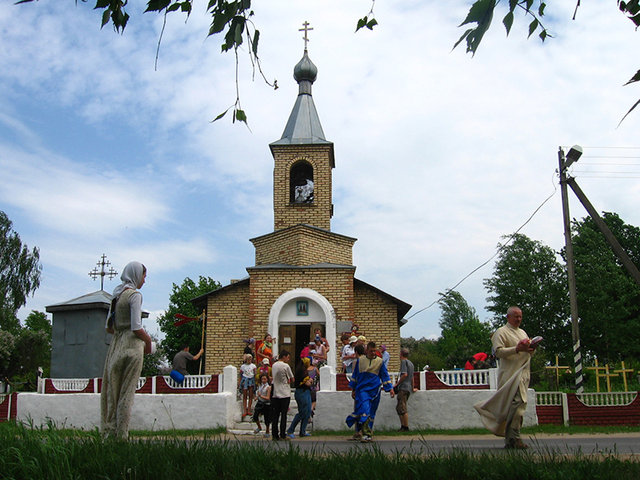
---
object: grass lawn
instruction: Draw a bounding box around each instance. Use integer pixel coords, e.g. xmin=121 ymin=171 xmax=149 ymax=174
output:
xmin=2 ymin=421 xmax=640 ymax=479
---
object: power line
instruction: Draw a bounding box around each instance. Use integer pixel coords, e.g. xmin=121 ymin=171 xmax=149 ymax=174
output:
xmin=406 ymin=173 xmax=559 ymax=321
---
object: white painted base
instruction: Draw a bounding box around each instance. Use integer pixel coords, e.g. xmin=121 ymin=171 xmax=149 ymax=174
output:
xmin=314 ymin=389 xmax=538 ymax=431
xmin=16 ymin=388 xmax=537 ymax=432
xmin=17 ymin=392 xmax=235 ymax=431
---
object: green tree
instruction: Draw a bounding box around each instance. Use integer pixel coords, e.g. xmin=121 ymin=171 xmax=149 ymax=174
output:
xmin=484 ymin=233 xmax=570 ymax=359
xmin=569 ymin=212 xmax=640 ymax=362
xmin=401 ymin=336 xmax=445 ymax=371
xmin=158 ymin=276 xmax=221 ymax=374
xmin=0 ymin=211 xmax=42 ymax=333
xmin=436 ymin=290 xmax=492 ymax=368
xmin=0 ymin=310 xmax=51 ymax=391
xmin=141 ymin=333 xmax=166 ymax=377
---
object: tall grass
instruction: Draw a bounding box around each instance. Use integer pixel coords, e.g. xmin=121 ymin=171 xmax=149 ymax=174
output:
xmin=1 ymin=421 xmax=639 ymax=479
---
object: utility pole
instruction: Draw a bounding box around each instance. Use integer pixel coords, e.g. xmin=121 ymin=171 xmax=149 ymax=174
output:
xmin=558 ymin=146 xmax=584 ymax=393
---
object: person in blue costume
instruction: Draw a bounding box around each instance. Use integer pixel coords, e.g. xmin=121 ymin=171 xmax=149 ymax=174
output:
xmin=346 ymin=341 xmax=395 ymax=442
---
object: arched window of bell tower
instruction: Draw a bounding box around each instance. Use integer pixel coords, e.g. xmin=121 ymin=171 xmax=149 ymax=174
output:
xmin=290 ymin=160 xmax=314 ymax=204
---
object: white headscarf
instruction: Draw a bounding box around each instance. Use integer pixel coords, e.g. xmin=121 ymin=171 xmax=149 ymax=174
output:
xmin=112 ymin=261 xmax=146 ymax=299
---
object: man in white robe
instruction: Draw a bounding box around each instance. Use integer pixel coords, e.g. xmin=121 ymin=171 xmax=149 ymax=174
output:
xmin=474 ymin=306 xmax=536 ymax=449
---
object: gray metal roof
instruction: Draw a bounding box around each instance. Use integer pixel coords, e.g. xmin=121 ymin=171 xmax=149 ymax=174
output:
xmin=270 ymin=50 xmax=332 ymax=147
xmin=46 ymin=290 xmax=111 ymax=312
xmin=46 ymin=289 xmax=149 ymax=318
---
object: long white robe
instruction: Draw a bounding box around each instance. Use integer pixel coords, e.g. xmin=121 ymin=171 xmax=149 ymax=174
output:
xmin=474 ymin=323 xmax=531 ymax=436
xmin=100 ymin=288 xmax=144 ymax=438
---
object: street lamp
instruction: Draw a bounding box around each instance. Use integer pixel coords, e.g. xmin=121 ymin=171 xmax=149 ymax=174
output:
xmin=558 ymin=145 xmax=584 ymax=393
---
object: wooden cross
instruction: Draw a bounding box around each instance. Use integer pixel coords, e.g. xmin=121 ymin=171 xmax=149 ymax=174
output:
xmin=586 ymin=358 xmax=606 ymax=392
xmin=545 ymin=355 xmax=571 ymax=390
xmin=600 ymin=364 xmax=619 ymax=393
xmin=299 ymin=21 xmax=313 ymax=50
xmin=614 ymin=361 xmax=635 ymax=392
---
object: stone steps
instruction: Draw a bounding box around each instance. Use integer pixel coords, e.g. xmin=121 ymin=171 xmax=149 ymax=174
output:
xmin=228 ymin=396 xmax=314 ymax=436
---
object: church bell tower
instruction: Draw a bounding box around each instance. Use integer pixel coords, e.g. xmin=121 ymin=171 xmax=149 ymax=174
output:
xmin=269 ymin=31 xmax=335 ymax=232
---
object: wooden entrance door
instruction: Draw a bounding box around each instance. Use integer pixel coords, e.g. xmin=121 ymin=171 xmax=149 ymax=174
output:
xmin=278 ymin=324 xmax=311 ymax=371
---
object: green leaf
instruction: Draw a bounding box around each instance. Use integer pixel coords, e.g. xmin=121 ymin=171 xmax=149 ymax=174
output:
xmin=209 ymin=12 xmax=228 ymax=35
xmin=366 ymin=19 xmax=378 ymax=30
xmin=623 ymin=69 xmax=640 ymax=86
xmin=538 ymin=2 xmax=547 ymax=16
xmin=167 ymin=3 xmax=181 ymax=12
xmin=94 ymin=0 xmax=110 ymax=9
xmin=234 ymin=18 xmax=245 ymax=46
xmin=145 ymin=0 xmax=172 ymax=13
xmin=528 ymin=18 xmax=539 ymax=38
xmin=453 ymin=28 xmax=473 ymax=51
xmin=455 ymin=0 xmax=496 ymax=55
xmin=503 ymin=11 xmax=514 ymax=35
xmin=539 ymin=29 xmax=548 ymax=42
xmin=356 ymin=16 xmax=367 ymax=32
xmin=458 ymin=0 xmax=496 ymax=27
xmin=252 ymin=29 xmax=260 ymax=56
xmin=181 ymin=1 xmax=192 ymax=13
xmin=101 ymin=9 xmax=110 ymax=29
xmin=235 ymin=109 xmax=247 ymax=123
xmin=211 ymin=108 xmax=229 ymax=123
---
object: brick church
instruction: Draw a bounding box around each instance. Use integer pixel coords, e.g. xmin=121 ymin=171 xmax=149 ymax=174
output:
xmin=193 ymin=42 xmax=411 ymax=373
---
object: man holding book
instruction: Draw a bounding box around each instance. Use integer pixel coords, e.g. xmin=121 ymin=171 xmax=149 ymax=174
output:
xmin=474 ymin=306 xmax=539 ymax=449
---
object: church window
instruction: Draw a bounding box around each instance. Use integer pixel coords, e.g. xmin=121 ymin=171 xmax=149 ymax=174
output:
xmin=290 ymin=160 xmax=314 ymax=203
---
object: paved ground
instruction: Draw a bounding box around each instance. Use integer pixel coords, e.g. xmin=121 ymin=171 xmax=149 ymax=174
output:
xmin=222 ymin=432 xmax=640 ymax=456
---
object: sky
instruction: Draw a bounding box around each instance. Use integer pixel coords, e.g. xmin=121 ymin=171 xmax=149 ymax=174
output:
xmin=1 ymin=1 xmax=639 ymax=342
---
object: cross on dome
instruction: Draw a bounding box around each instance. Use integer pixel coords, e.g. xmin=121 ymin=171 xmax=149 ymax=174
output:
xmin=299 ymin=21 xmax=313 ymax=51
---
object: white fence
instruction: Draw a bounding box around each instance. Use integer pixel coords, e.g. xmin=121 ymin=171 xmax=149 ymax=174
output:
xmin=433 ymin=368 xmax=497 ymax=388
xmin=576 ymin=391 xmax=637 ymax=406
xmin=39 ymin=375 xmax=216 ymax=394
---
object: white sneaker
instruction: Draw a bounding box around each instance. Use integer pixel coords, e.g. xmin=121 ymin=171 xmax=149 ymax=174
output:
xmin=360 ymin=435 xmax=373 ymax=443
xmin=253 ymin=427 xmax=260 ymax=434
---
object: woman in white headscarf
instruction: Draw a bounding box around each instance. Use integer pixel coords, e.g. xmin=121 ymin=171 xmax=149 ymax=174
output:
xmin=100 ymin=261 xmax=152 ymax=439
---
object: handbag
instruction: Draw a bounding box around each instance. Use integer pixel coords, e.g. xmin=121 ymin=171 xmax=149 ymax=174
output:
xmin=106 ymin=297 xmax=117 ymax=329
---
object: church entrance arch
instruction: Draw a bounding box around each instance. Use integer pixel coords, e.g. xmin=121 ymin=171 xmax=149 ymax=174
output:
xmin=268 ymin=288 xmax=337 ymax=370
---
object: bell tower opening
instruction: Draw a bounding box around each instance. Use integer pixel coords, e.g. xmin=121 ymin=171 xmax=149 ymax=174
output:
xmin=290 ymin=160 xmax=314 ymax=203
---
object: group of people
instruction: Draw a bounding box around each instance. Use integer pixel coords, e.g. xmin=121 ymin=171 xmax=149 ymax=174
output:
xmin=238 ymin=336 xmax=323 ymax=439
xmin=240 ymin=348 xmax=311 ymax=441
xmin=98 ymin=264 xmax=536 ymax=450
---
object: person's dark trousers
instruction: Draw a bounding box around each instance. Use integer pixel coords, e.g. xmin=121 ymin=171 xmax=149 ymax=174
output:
xmin=271 ymin=396 xmax=291 ymax=439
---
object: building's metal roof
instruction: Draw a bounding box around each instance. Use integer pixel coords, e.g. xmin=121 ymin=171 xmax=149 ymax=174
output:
xmin=46 ymin=290 xmax=112 ymax=312
xmin=46 ymin=289 xmax=149 ymax=318
xmin=270 ymin=50 xmax=333 ymax=148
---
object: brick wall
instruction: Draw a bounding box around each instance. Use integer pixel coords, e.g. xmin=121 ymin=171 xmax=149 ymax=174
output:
xmin=0 ymin=393 xmax=17 ymax=422
xmin=354 ymin=284 xmax=402 ymax=372
xmin=247 ymin=267 xmax=356 ymax=341
xmin=204 ymin=282 xmax=251 ymax=373
xmin=271 ymin=145 xmax=334 ymax=231
xmin=566 ymin=392 xmax=640 ymax=426
xmin=251 ymin=225 xmax=355 ymax=266
xmin=536 ymin=405 xmax=564 ymax=425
